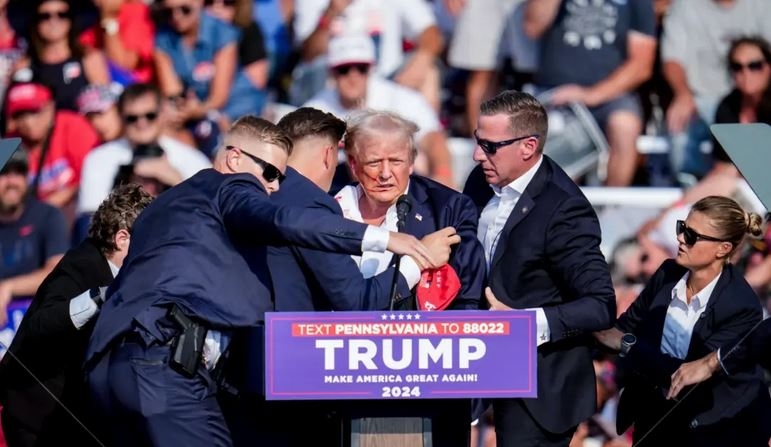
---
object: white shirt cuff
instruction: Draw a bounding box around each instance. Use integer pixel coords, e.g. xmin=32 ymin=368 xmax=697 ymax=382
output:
xmin=716 ymin=348 xmax=729 ymax=375
xmin=527 ymin=307 xmax=550 ymax=346
xmin=70 ymin=290 xmax=99 ymax=329
xmin=362 ymin=226 xmax=389 ymax=253
xmin=399 ymin=256 xmax=422 ymax=289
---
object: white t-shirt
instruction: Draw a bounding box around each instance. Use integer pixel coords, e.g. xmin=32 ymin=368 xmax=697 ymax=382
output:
xmin=304 ymin=75 xmax=441 ymax=142
xmin=77 ymin=136 xmax=212 ymax=214
xmin=293 ymin=0 xmax=436 ymax=77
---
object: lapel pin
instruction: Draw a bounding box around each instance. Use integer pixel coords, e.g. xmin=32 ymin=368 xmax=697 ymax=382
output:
xmin=415 ymin=213 xmax=423 ymax=221
xmin=522 ymin=207 xmax=528 ymax=213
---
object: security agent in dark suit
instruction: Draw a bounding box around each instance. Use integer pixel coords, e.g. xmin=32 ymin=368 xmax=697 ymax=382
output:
xmin=463 ymin=90 xmax=616 ymax=447
xmin=0 ymin=184 xmax=153 ymax=447
xmin=83 ymin=116 xmax=444 ymax=447
xmin=596 ymin=196 xmax=771 ymax=446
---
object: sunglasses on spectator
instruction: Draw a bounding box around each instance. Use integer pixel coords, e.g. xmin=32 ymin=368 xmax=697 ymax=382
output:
xmin=473 ymin=130 xmax=539 ymax=155
xmin=204 ymin=0 xmax=236 ymax=5
xmin=226 ymin=146 xmax=286 ymax=184
xmin=333 ymin=63 xmax=370 ymax=76
xmin=676 ymin=220 xmax=729 ymax=247
xmin=124 ymin=112 xmax=158 ymax=124
xmin=729 ymin=59 xmax=765 ymax=73
xmin=36 ymin=10 xmax=70 ymax=21
xmin=164 ymin=5 xmax=194 ymax=16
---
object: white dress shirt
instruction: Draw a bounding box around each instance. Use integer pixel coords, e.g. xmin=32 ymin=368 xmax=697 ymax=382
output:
xmin=334 ymin=184 xmax=422 ymax=286
xmin=661 ymin=271 xmax=720 ymax=359
xmin=478 ymin=156 xmax=550 ymax=346
xmin=69 ymin=260 xmax=120 ymax=329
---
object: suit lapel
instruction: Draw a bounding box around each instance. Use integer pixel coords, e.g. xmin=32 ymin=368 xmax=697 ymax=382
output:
xmin=491 ymin=193 xmax=534 ymax=269
xmin=85 ymin=238 xmax=116 ymax=285
xmin=490 ymin=158 xmax=551 ymax=270
xmin=647 ymin=282 xmax=680 ymax=348
xmin=404 ymin=180 xmax=436 ymax=238
xmin=687 ymin=267 xmax=731 ymax=358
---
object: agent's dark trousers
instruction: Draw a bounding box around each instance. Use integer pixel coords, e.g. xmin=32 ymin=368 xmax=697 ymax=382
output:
xmin=493 ymin=399 xmax=575 ymax=447
xmin=87 ymin=338 xmax=231 ymax=447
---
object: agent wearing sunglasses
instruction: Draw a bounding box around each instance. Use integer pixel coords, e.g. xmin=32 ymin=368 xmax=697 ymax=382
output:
xmin=596 ymin=195 xmax=771 ymax=446
xmin=463 ymin=90 xmax=616 ymax=447
xmin=77 ymin=83 xmax=211 ymax=216
xmin=305 ymin=34 xmax=455 ymax=189
xmin=84 ymin=115 xmax=444 ymax=447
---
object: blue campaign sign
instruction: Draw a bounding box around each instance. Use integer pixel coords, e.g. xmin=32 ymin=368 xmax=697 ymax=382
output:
xmin=264 ymin=310 xmax=538 ymax=401
xmin=0 ymin=299 xmax=31 ymax=358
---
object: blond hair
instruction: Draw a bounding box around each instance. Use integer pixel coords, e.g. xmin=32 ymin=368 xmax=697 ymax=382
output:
xmin=343 ymin=110 xmax=419 ymax=161
xmin=228 ymin=115 xmax=293 ymax=155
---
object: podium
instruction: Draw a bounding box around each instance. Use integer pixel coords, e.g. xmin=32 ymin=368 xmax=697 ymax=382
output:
xmin=250 ymin=310 xmax=537 ymax=447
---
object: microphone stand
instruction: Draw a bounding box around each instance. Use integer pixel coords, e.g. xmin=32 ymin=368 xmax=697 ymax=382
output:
xmin=388 ymin=218 xmax=405 ymax=312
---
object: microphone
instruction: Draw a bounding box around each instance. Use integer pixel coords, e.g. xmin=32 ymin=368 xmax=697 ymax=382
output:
xmin=395 ymin=195 xmax=412 ymax=231
xmin=389 ymin=195 xmax=412 ymax=311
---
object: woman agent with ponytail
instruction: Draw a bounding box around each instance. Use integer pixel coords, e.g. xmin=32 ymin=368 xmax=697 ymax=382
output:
xmin=595 ymin=195 xmax=771 ymax=446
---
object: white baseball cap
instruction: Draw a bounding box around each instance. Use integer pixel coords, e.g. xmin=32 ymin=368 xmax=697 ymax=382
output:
xmin=327 ymin=34 xmax=376 ymax=68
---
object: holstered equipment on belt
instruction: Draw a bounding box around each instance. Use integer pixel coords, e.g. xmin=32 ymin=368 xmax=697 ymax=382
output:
xmin=168 ymin=304 xmax=207 ymax=377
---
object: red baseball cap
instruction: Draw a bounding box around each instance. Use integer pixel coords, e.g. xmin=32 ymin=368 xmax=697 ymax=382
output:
xmin=416 ymin=265 xmax=461 ymax=311
xmin=6 ymin=83 xmax=52 ymax=117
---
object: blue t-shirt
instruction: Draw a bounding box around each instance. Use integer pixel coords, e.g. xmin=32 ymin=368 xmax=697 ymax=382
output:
xmin=536 ymin=0 xmax=656 ymax=88
xmin=0 ymin=199 xmax=68 ymax=280
xmin=155 ymin=12 xmax=240 ymax=102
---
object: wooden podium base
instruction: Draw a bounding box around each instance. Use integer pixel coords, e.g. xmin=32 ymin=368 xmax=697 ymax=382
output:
xmin=350 ymin=417 xmax=432 ymax=447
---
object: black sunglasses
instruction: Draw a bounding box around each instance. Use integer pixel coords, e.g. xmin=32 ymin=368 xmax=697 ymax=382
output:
xmin=124 ymin=112 xmax=158 ymax=124
xmin=36 ymin=10 xmax=70 ymax=21
xmin=226 ymin=146 xmax=286 ymax=184
xmin=473 ymin=130 xmax=539 ymax=155
xmin=333 ymin=63 xmax=370 ymax=76
xmin=729 ymin=59 xmax=765 ymax=73
xmin=676 ymin=220 xmax=729 ymax=246
xmin=164 ymin=5 xmax=194 ymax=16
xmin=204 ymin=0 xmax=236 ymax=5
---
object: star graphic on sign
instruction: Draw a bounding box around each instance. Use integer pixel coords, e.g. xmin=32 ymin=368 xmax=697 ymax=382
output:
xmin=390 ymin=314 xmax=396 ymax=320
xmin=406 ymin=314 xmax=413 ymax=320
xmin=398 ymin=314 xmax=405 ymax=320
xmin=540 ymin=333 xmax=547 ymax=341
xmin=381 ymin=314 xmax=388 ymax=320
xmin=414 ymin=314 xmax=421 ymax=320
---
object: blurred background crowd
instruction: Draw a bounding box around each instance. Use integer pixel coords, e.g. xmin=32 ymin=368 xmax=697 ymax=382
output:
xmin=0 ymin=0 xmax=770 ymax=446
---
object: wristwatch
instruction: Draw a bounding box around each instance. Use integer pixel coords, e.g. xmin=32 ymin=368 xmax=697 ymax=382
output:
xmin=619 ymin=333 xmax=637 ymax=357
xmin=101 ymin=18 xmax=120 ymax=36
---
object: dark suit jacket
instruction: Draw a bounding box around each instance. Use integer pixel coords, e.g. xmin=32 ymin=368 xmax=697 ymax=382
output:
xmin=401 ymin=175 xmax=486 ymax=310
xmin=268 ymin=168 xmax=412 ymax=311
xmin=615 ymin=259 xmax=767 ymax=435
xmin=0 ymin=238 xmax=113 ymax=443
xmin=721 ymin=315 xmax=771 ymax=374
xmin=85 ymin=169 xmax=372 ymax=368
xmin=463 ymin=156 xmax=616 ymax=433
